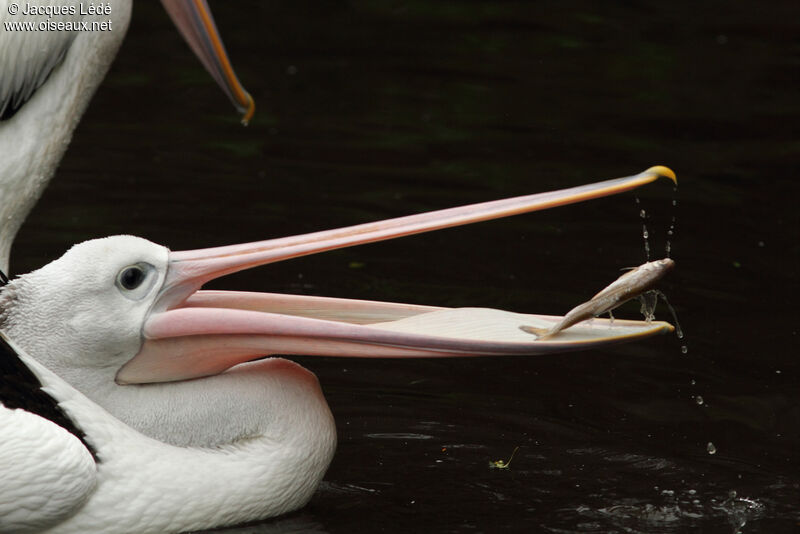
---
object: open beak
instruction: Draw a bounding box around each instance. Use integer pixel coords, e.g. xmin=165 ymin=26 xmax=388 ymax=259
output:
xmin=117 ymin=166 xmax=677 ymax=385
xmin=160 ymin=0 xmax=255 ymax=124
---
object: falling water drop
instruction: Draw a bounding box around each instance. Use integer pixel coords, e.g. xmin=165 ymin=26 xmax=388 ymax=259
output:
xmin=681 ymin=345 xmax=688 ymax=354
xmin=638 ymin=292 xmax=658 ymax=321
xmin=665 ymin=186 xmax=678 ymax=258
xmin=648 ymin=290 xmax=685 ymax=345
xmin=695 ymin=395 xmax=704 ymax=405
xmin=707 ymin=442 xmax=717 ymax=455
xmin=665 ymin=215 xmax=677 ymax=258
xmin=635 ymin=197 xmax=651 ymax=261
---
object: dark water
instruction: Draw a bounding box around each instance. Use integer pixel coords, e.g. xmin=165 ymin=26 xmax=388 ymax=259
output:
xmin=13 ymin=1 xmax=800 ymax=532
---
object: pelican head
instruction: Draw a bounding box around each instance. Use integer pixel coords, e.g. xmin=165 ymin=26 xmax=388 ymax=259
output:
xmin=0 ymin=236 xmax=168 ymax=384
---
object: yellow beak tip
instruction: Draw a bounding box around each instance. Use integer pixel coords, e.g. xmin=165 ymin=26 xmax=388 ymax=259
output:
xmin=239 ymin=94 xmax=255 ymax=126
xmin=645 ymin=165 xmax=677 ymax=184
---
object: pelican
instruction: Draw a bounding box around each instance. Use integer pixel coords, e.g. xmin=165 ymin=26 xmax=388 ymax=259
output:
xmin=0 ymin=0 xmax=253 ymax=272
xmin=0 ymin=167 xmax=675 ymax=532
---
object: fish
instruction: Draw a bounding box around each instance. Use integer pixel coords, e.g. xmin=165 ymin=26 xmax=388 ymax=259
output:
xmin=520 ymin=258 xmax=675 ymax=340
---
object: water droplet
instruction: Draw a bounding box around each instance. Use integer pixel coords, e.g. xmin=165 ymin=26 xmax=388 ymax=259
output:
xmin=638 ymin=292 xmax=658 ymax=321
xmin=690 ymin=379 xmax=696 ymax=386
xmin=707 ymin=442 xmax=717 ymax=455
xmin=695 ymin=396 xmax=704 ymax=405
xmin=639 ymin=209 xmax=646 ymax=218
xmin=643 ymin=229 xmax=649 ymax=239
xmin=672 ymin=199 xmax=677 ymax=206
xmin=665 ymin=242 xmax=671 ymax=255
xmin=681 ymin=345 xmax=688 ymax=354
xmin=667 ymin=229 xmax=674 ymax=237
xmin=677 ymin=330 xmax=684 ymax=339
xmin=776 ymin=369 xmax=781 ymax=374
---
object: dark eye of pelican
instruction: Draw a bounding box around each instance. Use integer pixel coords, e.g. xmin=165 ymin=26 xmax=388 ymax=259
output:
xmin=115 ymin=262 xmax=157 ymax=300
xmin=117 ymin=265 xmax=146 ymax=290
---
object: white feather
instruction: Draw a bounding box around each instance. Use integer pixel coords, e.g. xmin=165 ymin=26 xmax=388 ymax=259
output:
xmin=0 ymin=404 xmax=96 ymax=533
xmin=0 ymin=334 xmax=336 ymax=534
xmin=0 ymin=0 xmax=79 ymax=116
xmin=0 ymin=0 xmax=132 ymax=272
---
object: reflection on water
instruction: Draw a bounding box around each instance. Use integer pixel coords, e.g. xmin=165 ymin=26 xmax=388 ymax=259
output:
xmin=12 ymin=0 xmax=800 ymax=532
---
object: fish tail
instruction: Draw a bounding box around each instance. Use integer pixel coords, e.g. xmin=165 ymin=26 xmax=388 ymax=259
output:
xmin=519 ymin=325 xmax=551 ymax=339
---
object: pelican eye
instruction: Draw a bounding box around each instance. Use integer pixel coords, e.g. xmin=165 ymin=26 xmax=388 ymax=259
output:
xmin=119 ymin=266 xmax=145 ymax=289
xmin=115 ymin=263 xmax=156 ymax=297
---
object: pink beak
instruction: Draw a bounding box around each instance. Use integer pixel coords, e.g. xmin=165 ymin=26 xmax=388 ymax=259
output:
xmin=160 ymin=0 xmax=255 ymax=124
xmin=116 ymin=167 xmax=677 ymax=384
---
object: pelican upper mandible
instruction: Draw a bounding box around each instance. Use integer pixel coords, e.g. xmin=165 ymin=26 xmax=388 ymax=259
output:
xmin=0 ymin=0 xmax=254 ymax=272
xmin=0 ymin=168 xmax=675 ymax=532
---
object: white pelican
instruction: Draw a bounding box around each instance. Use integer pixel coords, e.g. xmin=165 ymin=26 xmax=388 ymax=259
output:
xmin=0 ymin=0 xmax=253 ymax=272
xmin=0 ymin=167 xmax=675 ymax=532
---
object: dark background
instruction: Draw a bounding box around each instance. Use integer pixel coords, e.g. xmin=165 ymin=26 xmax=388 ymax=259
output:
xmin=13 ymin=1 xmax=799 ymax=532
